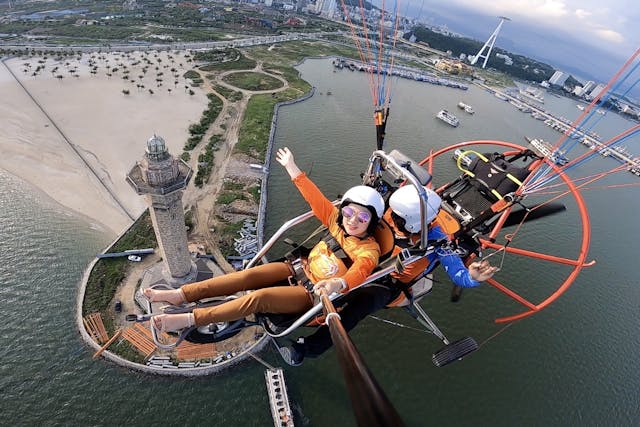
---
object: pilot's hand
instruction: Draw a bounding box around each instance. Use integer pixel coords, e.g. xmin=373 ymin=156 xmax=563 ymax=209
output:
xmin=313 ymin=277 xmax=346 ymax=296
xmin=468 ymin=260 xmax=498 ymax=282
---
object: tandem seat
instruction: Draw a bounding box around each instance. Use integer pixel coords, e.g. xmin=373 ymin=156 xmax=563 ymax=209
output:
xmin=440 ymin=150 xmax=538 ymax=235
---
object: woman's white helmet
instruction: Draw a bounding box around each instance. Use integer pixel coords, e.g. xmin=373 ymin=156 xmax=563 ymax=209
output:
xmin=341 ymin=185 xmax=385 ymax=219
xmin=389 ymin=186 xmax=442 ymax=233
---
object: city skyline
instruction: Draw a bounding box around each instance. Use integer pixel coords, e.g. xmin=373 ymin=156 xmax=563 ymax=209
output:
xmin=395 ymin=0 xmax=638 ymax=85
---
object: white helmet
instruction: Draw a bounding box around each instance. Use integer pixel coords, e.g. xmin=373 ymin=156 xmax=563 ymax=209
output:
xmin=341 ymin=185 xmax=385 ymax=219
xmin=389 ymin=186 xmax=441 ymax=233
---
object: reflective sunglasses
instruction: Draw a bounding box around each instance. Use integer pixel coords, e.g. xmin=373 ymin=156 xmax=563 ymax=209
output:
xmin=341 ymin=206 xmax=371 ymax=224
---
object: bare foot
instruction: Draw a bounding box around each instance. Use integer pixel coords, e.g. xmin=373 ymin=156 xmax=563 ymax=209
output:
xmin=142 ymin=287 xmax=186 ymax=305
xmin=152 ymin=313 xmax=194 ymax=333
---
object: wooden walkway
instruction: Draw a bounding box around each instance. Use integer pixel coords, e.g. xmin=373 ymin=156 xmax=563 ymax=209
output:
xmin=83 ymin=312 xmax=221 ymax=364
xmin=83 ymin=313 xmax=109 ymax=344
xmin=122 ymin=323 xmax=158 ymax=358
xmin=120 ymin=323 xmax=219 ymax=362
xmin=176 ymin=340 xmax=217 ymax=361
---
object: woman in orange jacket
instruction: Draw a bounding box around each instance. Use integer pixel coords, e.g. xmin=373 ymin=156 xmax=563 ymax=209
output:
xmin=145 ymin=147 xmax=385 ymax=332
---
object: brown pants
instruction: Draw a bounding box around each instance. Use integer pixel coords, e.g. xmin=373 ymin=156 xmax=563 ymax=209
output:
xmin=181 ymin=262 xmax=314 ymax=326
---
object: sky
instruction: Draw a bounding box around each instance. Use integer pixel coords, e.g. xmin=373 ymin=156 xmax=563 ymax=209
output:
xmin=396 ymin=0 xmax=639 ymax=85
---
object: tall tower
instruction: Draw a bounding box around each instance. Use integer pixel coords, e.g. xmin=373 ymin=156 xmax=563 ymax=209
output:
xmin=470 ymin=16 xmax=510 ymax=69
xmin=127 ymin=135 xmax=194 ymax=281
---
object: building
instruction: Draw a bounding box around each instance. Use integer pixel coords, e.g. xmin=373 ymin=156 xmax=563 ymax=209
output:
xmin=574 ymin=80 xmax=596 ymax=97
xmin=549 ymin=71 xmax=569 ymax=86
xmin=495 ymin=53 xmax=513 ymax=66
xmin=434 ymin=59 xmax=474 ymax=75
xmin=589 ymin=83 xmax=607 ymax=100
xmin=126 ymin=135 xmax=196 ymax=282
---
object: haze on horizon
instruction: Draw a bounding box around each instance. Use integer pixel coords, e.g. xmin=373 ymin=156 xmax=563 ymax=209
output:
xmin=393 ymin=0 xmax=638 ymax=87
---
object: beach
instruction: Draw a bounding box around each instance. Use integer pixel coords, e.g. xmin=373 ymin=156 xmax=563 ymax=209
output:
xmin=0 ymin=51 xmax=209 ymax=235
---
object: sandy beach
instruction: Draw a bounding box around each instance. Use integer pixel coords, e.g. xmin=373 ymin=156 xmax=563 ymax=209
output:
xmin=0 ymin=50 xmax=209 ymax=235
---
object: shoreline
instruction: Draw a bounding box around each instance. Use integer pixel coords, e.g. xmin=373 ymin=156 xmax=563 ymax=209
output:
xmin=76 ymin=69 xmax=318 ymax=375
xmin=0 ymin=51 xmax=209 ymax=235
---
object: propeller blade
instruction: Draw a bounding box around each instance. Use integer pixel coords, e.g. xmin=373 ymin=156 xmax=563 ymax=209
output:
xmin=502 ymin=202 xmax=567 ymax=228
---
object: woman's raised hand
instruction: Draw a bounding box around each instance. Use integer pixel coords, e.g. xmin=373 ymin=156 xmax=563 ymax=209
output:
xmin=276 ymin=147 xmax=302 ymax=178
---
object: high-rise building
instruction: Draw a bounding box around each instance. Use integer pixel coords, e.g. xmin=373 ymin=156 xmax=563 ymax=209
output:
xmin=581 ymin=81 xmax=596 ymax=95
xmin=127 ymin=135 xmax=195 ymax=281
xmin=589 ymin=83 xmax=607 ymax=100
xmin=549 ymin=71 xmax=569 ymax=86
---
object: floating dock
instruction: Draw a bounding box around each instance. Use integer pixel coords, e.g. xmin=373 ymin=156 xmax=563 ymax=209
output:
xmin=265 ymin=368 xmax=294 ymax=427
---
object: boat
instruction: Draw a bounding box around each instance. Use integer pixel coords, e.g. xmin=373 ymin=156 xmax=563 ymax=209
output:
xmin=526 ymin=137 xmax=569 ymax=166
xmin=457 ymin=101 xmax=474 ymax=114
xmin=519 ymin=86 xmax=544 ymax=103
xmin=576 ymin=104 xmax=585 ymax=111
xmin=494 ymin=92 xmax=509 ymax=101
xmin=452 ymin=148 xmax=472 ymax=166
xmin=436 ymin=109 xmax=459 ymax=127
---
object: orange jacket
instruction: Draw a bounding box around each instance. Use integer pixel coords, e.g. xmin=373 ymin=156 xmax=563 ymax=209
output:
xmin=292 ymin=173 xmax=380 ymax=291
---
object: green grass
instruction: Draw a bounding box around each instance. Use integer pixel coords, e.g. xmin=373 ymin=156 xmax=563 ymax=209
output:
xmin=184 ymin=93 xmax=223 ymax=151
xmin=235 ymin=87 xmax=309 ymax=161
xmin=248 ymin=40 xmax=358 ymax=65
xmin=216 ymin=218 xmax=246 ymax=257
xmin=184 ymin=69 xmax=203 ymax=86
xmin=221 ymin=71 xmax=284 ymax=91
xmin=224 ymin=181 xmax=245 ymax=191
xmin=249 ymin=185 xmax=261 ymax=203
xmin=83 ymin=211 xmax=156 ymax=324
xmin=216 ymin=192 xmax=247 ymax=205
xmin=211 ymin=83 xmax=244 ymax=102
xmin=198 ymin=49 xmax=257 ymax=72
xmin=194 ymin=134 xmax=221 ymax=187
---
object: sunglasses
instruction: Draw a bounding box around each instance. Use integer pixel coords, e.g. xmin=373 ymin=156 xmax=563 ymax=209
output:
xmin=341 ymin=206 xmax=371 ymax=224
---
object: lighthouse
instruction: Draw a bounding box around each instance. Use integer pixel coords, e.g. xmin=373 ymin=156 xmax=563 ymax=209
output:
xmin=126 ymin=134 xmax=196 ymax=282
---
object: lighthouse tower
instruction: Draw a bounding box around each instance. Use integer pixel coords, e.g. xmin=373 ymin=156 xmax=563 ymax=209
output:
xmin=127 ymin=135 xmax=195 ymax=282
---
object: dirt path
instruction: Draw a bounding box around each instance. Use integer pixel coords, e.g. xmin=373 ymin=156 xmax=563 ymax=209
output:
xmin=181 ymin=57 xmax=290 ymax=268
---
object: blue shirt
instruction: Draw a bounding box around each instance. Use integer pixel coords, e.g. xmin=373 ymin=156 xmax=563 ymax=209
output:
xmin=424 ymin=225 xmax=480 ymax=288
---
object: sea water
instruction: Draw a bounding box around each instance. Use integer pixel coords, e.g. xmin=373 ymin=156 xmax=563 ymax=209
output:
xmin=0 ymin=58 xmax=638 ymax=426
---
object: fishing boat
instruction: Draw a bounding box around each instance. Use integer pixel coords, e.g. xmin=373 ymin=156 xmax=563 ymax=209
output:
xmin=436 ymin=109 xmax=459 ymax=127
xmin=457 ymin=101 xmax=474 ymax=114
xmin=526 ymin=137 xmax=569 ymax=166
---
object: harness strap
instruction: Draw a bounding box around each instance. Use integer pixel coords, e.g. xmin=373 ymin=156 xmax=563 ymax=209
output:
xmin=322 ymin=232 xmax=354 ymax=268
xmin=457 ymin=150 xmax=525 ymax=200
xmin=286 ymin=257 xmax=315 ymax=292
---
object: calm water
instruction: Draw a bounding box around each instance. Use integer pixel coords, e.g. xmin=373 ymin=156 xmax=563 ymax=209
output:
xmin=1 ymin=58 xmax=639 ymax=426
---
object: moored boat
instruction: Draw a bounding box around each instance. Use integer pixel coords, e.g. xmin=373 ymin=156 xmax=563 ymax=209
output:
xmin=457 ymin=101 xmax=475 ymax=114
xmin=526 ymin=137 xmax=569 ymax=166
xmin=436 ymin=109 xmax=459 ymax=127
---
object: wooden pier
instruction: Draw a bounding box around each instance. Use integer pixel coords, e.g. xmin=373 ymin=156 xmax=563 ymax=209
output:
xmin=265 ymin=368 xmax=294 ymax=427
